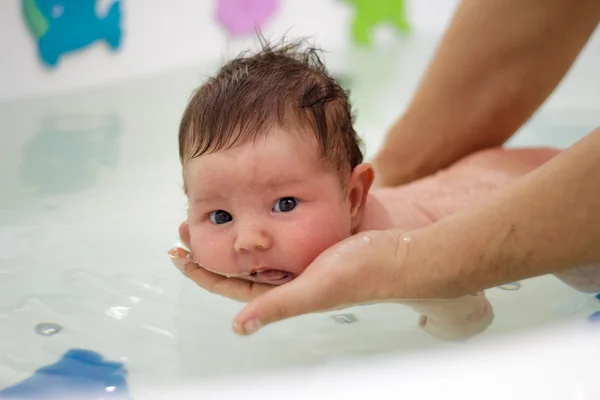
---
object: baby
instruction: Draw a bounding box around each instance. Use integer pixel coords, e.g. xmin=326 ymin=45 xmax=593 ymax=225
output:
xmin=178 ymin=39 xmax=600 ymax=341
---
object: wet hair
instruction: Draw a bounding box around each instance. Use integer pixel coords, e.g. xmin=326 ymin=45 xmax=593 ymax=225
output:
xmin=178 ymin=36 xmax=364 ymax=180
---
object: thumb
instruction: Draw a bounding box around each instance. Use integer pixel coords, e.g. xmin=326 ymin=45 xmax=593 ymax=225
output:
xmin=231 ymin=230 xmax=402 ymax=335
xmin=232 ymin=273 xmax=332 ymax=335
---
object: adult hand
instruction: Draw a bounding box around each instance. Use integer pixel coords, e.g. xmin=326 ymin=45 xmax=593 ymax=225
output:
xmin=230 ymin=229 xmax=404 ymax=335
xmin=371 ymin=0 xmax=600 ymax=188
xmin=168 ymin=222 xmax=274 ymax=302
xmin=168 ymin=223 xmax=407 ymax=335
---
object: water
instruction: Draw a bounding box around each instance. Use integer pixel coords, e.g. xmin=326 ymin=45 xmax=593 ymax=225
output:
xmin=1 ymin=35 xmax=599 ymax=396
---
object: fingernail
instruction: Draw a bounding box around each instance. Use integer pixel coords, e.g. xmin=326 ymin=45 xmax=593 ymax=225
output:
xmin=168 ymin=248 xmax=187 ymax=272
xmin=244 ymin=318 xmax=263 ymax=334
xmin=234 ymin=318 xmax=262 ymax=335
xmin=168 ymin=248 xmax=180 ymax=258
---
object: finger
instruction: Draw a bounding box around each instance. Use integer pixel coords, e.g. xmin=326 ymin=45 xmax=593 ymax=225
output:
xmin=178 ymin=221 xmax=191 ymax=250
xmin=231 ymin=230 xmax=402 ymax=335
xmin=169 ymin=250 xmax=273 ymax=302
xmin=168 ymin=246 xmax=191 ymax=273
xmin=168 ymin=243 xmax=274 ymax=302
xmin=187 ymin=266 xmax=272 ymax=302
xmin=232 ymin=268 xmax=335 ymax=335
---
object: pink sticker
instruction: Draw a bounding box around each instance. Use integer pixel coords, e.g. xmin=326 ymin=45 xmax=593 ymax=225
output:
xmin=216 ymin=0 xmax=279 ymax=37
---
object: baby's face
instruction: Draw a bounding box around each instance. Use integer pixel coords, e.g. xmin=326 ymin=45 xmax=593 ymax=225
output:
xmin=183 ymin=128 xmax=367 ymax=285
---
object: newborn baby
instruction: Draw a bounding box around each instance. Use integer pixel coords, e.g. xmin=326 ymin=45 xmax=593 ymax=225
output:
xmin=178 ymin=40 xmax=600 ymax=341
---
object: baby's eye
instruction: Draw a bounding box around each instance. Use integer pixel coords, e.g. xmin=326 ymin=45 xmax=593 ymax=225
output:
xmin=209 ymin=210 xmax=233 ymax=224
xmin=272 ymin=197 xmax=299 ymax=213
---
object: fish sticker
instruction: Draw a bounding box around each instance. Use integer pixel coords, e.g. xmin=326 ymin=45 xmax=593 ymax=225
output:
xmin=342 ymin=0 xmax=410 ymax=46
xmin=22 ymin=0 xmax=123 ymax=68
xmin=0 ymin=349 xmax=129 ymax=398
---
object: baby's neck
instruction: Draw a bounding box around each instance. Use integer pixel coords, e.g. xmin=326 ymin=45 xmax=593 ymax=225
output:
xmin=357 ymin=190 xmax=440 ymax=233
xmin=356 ymin=193 xmax=395 ymax=232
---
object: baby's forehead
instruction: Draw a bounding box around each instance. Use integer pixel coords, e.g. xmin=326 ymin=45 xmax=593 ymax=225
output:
xmin=185 ymin=136 xmax=332 ymax=186
xmin=192 ymin=126 xmax=322 ymax=163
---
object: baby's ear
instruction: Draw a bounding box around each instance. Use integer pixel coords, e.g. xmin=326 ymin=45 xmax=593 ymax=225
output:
xmin=348 ymin=163 xmax=375 ymax=227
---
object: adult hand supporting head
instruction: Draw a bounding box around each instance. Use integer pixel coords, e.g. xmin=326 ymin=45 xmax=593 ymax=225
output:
xmin=231 ymin=229 xmax=406 ymax=335
xmin=168 ymin=221 xmax=408 ymax=335
xmin=168 ymin=221 xmax=275 ymax=302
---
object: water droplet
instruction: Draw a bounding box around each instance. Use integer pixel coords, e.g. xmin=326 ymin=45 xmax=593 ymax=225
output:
xmin=105 ymin=386 xmax=116 ymax=393
xmin=105 ymin=306 xmax=130 ymax=320
xmin=402 ymin=235 xmax=411 ymax=242
xmin=35 ymin=322 xmax=63 ymax=336
xmin=330 ymin=313 xmax=358 ymax=324
xmin=362 ymin=236 xmax=371 ymax=243
xmin=499 ymin=282 xmax=521 ymax=291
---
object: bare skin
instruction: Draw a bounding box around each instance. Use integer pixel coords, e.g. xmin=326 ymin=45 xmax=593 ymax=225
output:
xmin=169 ymin=0 xmax=600 ymax=335
xmin=170 ymin=144 xmax=600 ymax=335
xmin=224 ymin=129 xmax=600 ymax=335
xmin=373 ymin=0 xmax=600 ymax=186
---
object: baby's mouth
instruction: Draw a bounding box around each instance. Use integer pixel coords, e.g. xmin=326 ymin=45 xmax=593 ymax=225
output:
xmin=250 ymin=269 xmax=294 ymax=285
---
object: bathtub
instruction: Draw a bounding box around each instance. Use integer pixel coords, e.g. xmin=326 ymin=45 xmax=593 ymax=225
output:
xmin=0 ymin=35 xmax=599 ymax=398
xmin=142 ymin=321 xmax=600 ymax=399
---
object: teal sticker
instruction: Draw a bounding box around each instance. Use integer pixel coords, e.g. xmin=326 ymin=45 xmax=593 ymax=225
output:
xmin=22 ymin=0 xmax=123 ymax=68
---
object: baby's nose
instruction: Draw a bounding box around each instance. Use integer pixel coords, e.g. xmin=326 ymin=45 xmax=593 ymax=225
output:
xmin=233 ymin=225 xmax=272 ymax=253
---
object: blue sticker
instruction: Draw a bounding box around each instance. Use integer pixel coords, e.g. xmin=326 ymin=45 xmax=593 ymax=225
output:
xmin=0 ymin=349 xmax=129 ymax=398
xmin=588 ymin=311 xmax=600 ymax=323
xmin=22 ymin=0 xmax=122 ymax=68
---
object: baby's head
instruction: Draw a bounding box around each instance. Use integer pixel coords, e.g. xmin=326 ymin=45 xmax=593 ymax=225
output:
xmin=179 ymin=38 xmax=374 ymax=285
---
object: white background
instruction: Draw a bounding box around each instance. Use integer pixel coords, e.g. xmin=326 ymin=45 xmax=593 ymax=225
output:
xmin=0 ymin=0 xmax=462 ymax=102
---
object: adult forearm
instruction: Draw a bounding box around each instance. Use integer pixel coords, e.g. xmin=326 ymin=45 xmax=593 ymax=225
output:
xmin=402 ymin=128 xmax=600 ymax=299
xmin=379 ymin=0 xmax=600 ymax=184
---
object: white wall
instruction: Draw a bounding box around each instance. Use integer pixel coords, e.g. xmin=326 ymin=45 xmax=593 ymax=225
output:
xmin=0 ymin=0 xmax=460 ymax=103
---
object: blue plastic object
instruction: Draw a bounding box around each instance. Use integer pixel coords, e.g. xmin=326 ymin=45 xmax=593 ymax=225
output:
xmin=22 ymin=0 xmax=122 ymax=68
xmin=0 ymin=349 xmax=129 ymax=399
xmin=595 ymin=293 xmax=600 ymax=302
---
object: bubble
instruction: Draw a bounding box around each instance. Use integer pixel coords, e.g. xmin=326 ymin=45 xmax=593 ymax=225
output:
xmin=35 ymin=322 xmax=63 ymax=336
xmin=330 ymin=314 xmax=358 ymax=324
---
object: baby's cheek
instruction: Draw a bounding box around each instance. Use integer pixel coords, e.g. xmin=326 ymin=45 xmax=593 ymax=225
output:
xmin=189 ymin=226 xmax=231 ymax=272
xmin=285 ymin=213 xmax=351 ymax=274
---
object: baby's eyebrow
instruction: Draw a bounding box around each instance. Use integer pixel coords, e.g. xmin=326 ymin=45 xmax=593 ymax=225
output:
xmin=192 ymin=177 xmax=304 ymax=206
xmin=262 ymin=176 xmax=305 ymax=188
xmin=192 ymin=194 xmax=224 ymax=205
